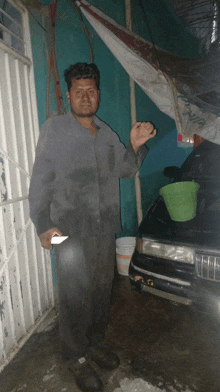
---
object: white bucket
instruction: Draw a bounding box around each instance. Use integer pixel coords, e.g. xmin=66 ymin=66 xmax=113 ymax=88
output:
xmin=116 ymin=237 xmax=136 ymax=276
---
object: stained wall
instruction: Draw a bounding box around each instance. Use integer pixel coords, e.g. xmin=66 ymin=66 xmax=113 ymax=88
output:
xmin=30 ymin=0 xmax=197 ymax=236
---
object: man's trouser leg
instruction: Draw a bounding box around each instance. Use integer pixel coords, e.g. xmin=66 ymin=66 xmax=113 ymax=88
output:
xmin=55 ymin=234 xmax=116 ymax=361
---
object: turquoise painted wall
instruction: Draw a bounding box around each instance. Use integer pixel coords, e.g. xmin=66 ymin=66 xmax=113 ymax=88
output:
xmin=132 ymin=0 xmax=201 ymax=58
xmin=30 ymin=0 xmax=195 ymax=238
xmin=30 ymin=12 xmax=48 ymax=125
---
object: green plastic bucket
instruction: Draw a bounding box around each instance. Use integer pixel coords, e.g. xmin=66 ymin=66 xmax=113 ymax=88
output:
xmin=159 ymin=181 xmax=200 ymax=222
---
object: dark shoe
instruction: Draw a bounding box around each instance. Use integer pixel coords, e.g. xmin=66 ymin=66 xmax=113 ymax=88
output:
xmin=68 ymin=358 xmax=103 ymax=392
xmin=89 ymin=346 xmax=120 ymax=370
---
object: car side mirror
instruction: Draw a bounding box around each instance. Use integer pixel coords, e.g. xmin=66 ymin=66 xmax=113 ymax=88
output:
xmin=163 ymin=166 xmax=181 ymax=179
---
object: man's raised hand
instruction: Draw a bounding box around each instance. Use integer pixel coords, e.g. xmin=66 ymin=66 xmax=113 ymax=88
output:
xmin=130 ymin=122 xmax=156 ymax=154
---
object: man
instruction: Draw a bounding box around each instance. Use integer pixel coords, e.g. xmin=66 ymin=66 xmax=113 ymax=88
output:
xmin=29 ymin=62 xmax=156 ymax=392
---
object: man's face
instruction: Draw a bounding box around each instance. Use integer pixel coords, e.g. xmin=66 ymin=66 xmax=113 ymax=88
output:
xmin=66 ymin=78 xmax=100 ymax=118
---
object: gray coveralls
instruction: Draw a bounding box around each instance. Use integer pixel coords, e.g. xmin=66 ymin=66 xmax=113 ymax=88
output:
xmin=29 ymin=111 xmax=147 ymax=361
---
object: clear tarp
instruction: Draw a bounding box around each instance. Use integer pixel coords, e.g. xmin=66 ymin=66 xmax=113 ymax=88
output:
xmin=77 ymin=0 xmax=220 ymax=145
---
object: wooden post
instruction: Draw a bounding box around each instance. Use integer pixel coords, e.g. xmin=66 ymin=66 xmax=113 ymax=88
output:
xmin=125 ymin=0 xmax=143 ymax=224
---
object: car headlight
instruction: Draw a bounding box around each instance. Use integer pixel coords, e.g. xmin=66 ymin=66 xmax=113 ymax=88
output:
xmin=136 ymin=237 xmax=195 ymax=264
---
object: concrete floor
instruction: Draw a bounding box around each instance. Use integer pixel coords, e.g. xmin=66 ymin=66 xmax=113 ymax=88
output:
xmin=1 ymin=274 xmax=220 ymax=392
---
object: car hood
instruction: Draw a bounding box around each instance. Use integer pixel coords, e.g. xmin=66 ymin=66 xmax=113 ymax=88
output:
xmin=138 ymin=197 xmax=220 ymax=250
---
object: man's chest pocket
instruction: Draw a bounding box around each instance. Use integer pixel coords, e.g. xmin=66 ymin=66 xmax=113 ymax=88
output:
xmin=95 ymin=144 xmax=116 ymax=174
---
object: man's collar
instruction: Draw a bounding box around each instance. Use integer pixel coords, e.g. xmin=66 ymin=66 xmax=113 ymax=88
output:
xmin=67 ymin=110 xmax=100 ymax=131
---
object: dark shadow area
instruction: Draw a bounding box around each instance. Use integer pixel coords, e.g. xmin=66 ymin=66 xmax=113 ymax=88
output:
xmin=1 ymin=274 xmax=220 ymax=391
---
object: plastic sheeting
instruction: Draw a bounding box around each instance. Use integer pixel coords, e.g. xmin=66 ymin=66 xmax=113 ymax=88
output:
xmin=77 ymin=0 xmax=220 ymax=145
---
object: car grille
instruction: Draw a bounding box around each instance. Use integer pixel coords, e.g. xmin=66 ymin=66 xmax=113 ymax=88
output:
xmin=195 ymin=253 xmax=220 ymax=281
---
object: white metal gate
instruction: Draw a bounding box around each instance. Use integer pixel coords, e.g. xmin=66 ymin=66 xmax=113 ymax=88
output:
xmin=0 ymin=0 xmax=54 ymax=371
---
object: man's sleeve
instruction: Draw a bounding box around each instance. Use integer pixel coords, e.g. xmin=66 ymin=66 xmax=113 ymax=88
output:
xmin=112 ymin=132 xmax=148 ymax=179
xmin=29 ymin=120 xmax=55 ymax=236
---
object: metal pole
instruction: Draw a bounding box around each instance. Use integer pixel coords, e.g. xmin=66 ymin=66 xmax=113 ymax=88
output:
xmin=125 ymin=0 xmax=143 ymax=224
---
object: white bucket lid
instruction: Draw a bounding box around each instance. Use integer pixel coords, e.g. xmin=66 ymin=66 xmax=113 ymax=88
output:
xmin=116 ymin=237 xmax=136 ymax=247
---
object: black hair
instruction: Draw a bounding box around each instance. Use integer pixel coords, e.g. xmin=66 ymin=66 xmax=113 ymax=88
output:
xmin=64 ymin=62 xmax=100 ymax=91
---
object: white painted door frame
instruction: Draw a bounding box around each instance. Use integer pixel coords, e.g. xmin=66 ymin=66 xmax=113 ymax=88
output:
xmin=0 ymin=0 xmax=54 ymax=371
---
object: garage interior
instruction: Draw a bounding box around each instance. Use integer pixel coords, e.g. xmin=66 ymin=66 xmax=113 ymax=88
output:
xmin=1 ymin=0 xmax=220 ymax=391
xmin=1 ymin=275 xmax=220 ymax=391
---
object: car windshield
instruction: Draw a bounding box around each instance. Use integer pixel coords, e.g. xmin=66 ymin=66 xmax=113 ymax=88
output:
xmin=139 ymin=140 xmax=220 ymax=245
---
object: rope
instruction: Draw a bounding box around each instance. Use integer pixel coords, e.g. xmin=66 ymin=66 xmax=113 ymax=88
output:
xmin=71 ymin=0 xmax=94 ymax=63
xmin=47 ymin=0 xmax=66 ymax=118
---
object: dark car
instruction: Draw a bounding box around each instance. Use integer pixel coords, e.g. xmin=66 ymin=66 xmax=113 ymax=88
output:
xmin=129 ymin=139 xmax=220 ymax=315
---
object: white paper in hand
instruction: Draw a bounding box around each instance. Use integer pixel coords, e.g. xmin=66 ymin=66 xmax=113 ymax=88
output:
xmin=51 ymin=236 xmax=69 ymax=244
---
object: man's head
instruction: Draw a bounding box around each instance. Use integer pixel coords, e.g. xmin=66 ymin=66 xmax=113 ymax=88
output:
xmin=64 ymin=62 xmax=100 ymax=118
xmin=64 ymin=62 xmax=100 ymax=92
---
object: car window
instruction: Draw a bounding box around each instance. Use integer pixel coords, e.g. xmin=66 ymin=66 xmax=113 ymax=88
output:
xmin=140 ymin=140 xmax=220 ymax=237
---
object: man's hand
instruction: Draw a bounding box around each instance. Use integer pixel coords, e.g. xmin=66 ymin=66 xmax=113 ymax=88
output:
xmin=130 ymin=122 xmax=156 ymax=154
xmin=39 ymin=227 xmax=63 ymax=250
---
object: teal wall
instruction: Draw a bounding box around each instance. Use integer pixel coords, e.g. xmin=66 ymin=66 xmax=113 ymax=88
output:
xmin=30 ymin=12 xmax=48 ymax=125
xmin=132 ymin=0 xmax=201 ymax=58
xmin=30 ymin=0 xmax=195 ymax=238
